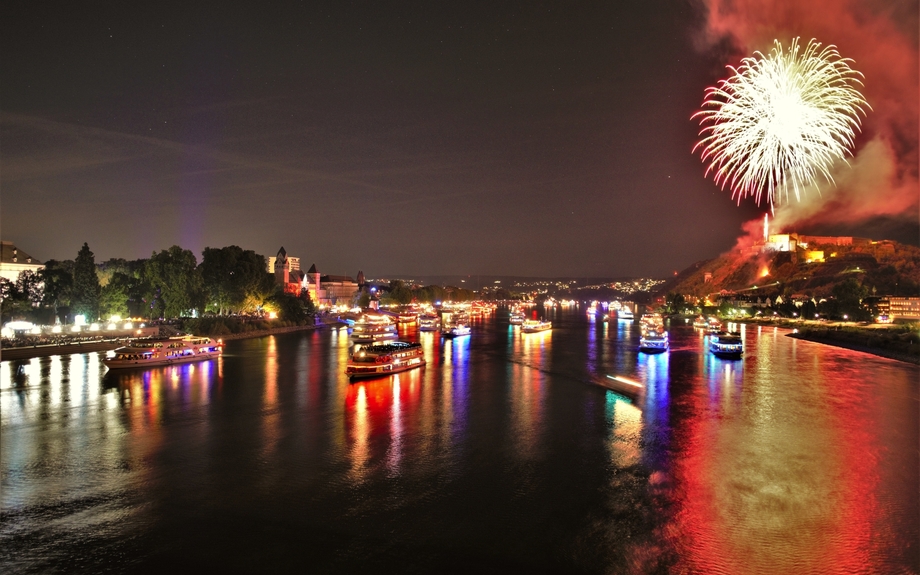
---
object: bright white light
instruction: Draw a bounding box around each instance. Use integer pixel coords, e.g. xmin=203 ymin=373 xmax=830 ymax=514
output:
xmin=124 ymin=322 xmax=133 ymax=329
xmin=109 ymin=315 xmax=122 ymax=323
xmin=695 ymin=38 xmax=869 ymax=208
xmin=107 ymin=323 xmax=117 ymax=330
xmin=5 ymin=321 xmax=34 ymax=331
xmin=89 ymin=323 xmax=100 ymax=331
xmin=0 ymin=327 xmax=13 ymax=338
xmin=71 ymin=325 xmax=81 ymax=332
xmin=52 ymin=325 xmax=62 ymax=333
xmin=74 ymin=314 xmax=87 ymax=326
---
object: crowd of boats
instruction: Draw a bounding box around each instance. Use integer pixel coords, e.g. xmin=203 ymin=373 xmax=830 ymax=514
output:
xmin=99 ymin=303 xmax=742 ymax=379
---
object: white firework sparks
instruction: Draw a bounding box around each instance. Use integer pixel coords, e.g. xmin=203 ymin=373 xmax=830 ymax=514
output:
xmin=694 ymin=38 xmax=870 ymax=209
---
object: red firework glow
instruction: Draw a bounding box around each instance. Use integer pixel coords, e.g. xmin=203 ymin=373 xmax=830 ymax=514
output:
xmin=697 ymin=0 xmax=919 ymax=232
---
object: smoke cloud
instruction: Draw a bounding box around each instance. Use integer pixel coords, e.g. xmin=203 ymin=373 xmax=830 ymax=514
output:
xmin=696 ymin=0 xmax=919 ymax=238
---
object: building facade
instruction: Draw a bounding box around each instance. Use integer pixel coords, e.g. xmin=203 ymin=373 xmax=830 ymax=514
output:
xmin=268 ymin=247 xmax=361 ymax=306
xmin=0 ymin=241 xmax=44 ymax=283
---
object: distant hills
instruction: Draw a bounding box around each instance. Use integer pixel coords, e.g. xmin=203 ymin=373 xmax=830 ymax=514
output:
xmin=658 ymin=238 xmax=920 ymax=299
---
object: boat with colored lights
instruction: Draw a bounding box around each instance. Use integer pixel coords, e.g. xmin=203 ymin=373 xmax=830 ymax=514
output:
xmin=692 ymin=315 xmax=708 ymax=329
xmin=418 ymin=314 xmax=441 ymax=331
xmin=509 ymin=310 xmax=526 ymax=325
xmin=442 ymin=324 xmax=471 ymax=338
xmin=639 ymin=331 xmax=669 ymax=353
xmin=345 ymin=341 xmax=426 ymax=379
xmin=102 ymin=335 xmax=222 ymax=369
xmin=709 ymin=332 xmax=743 ymax=359
xmin=706 ymin=318 xmax=722 ymax=334
xmin=350 ymin=314 xmax=398 ymax=343
xmin=521 ymin=319 xmax=552 ymax=333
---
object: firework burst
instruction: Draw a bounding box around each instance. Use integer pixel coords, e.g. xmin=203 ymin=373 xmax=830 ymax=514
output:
xmin=694 ymin=38 xmax=870 ymax=209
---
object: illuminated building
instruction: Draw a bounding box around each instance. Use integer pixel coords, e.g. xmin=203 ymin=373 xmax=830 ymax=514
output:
xmin=0 ymin=241 xmax=43 ymax=282
xmin=877 ymin=297 xmax=920 ymax=321
xmin=267 ymin=247 xmax=362 ymax=305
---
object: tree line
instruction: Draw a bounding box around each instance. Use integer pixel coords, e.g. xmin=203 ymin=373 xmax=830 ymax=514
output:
xmin=1 ymin=243 xmax=313 ymax=324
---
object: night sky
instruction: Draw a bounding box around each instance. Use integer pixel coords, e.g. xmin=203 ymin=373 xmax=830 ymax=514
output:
xmin=2 ymin=0 xmax=917 ymax=278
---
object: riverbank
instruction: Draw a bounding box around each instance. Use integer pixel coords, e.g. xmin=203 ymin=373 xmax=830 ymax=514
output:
xmin=1 ymin=322 xmax=343 ymax=362
xmin=786 ymin=326 xmax=920 ymax=365
xmin=736 ymin=317 xmax=920 ymax=365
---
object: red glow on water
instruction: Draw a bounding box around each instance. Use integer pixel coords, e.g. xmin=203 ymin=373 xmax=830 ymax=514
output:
xmin=669 ymin=339 xmax=887 ymax=573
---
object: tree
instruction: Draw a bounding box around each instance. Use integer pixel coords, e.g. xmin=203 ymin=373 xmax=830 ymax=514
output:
xmin=665 ymin=292 xmax=688 ymax=315
xmin=266 ymin=291 xmax=310 ymax=323
xmin=144 ymin=246 xmax=203 ymax=319
xmin=72 ymin=243 xmax=101 ymax=320
xmin=381 ymin=280 xmax=412 ymax=305
xmin=39 ymin=263 xmax=73 ymax=322
xmin=99 ymin=272 xmax=135 ymax=318
xmin=832 ymin=277 xmax=870 ymax=320
xmin=199 ymin=246 xmax=274 ymax=315
xmin=16 ymin=270 xmax=44 ymax=308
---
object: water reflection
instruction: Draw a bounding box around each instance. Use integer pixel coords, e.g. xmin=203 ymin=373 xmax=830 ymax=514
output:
xmin=343 ymin=369 xmax=423 ymax=483
xmin=1 ymin=314 xmax=916 ymax=573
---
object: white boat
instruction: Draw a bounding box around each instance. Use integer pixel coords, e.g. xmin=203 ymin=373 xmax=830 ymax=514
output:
xmin=692 ymin=315 xmax=708 ymax=329
xmin=509 ymin=310 xmax=526 ymax=325
xmin=710 ymin=332 xmax=743 ymax=359
xmin=706 ymin=317 xmax=722 ymax=334
xmin=618 ymin=309 xmax=634 ymax=320
xmin=345 ymin=341 xmax=426 ymax=379
xmin=418 ymin=314 xmax=441 ymax=331
xmin=521 ymin=319 xmax=552 ymax=333
xmin=103 ymin=335 xmax=222 ymax=369
xmin=442 ymin=323 xmax=471 ymax=338
xmin=350 ymin=314 xmax=398 ymax=343
xmin=639 ymin=331 xmax=669 ymax=353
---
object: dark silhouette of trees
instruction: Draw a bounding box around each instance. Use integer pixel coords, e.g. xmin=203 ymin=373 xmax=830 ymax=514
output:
xmin=72 ymin=243 xmax=100 ymax=320
xmin=200 ymin=246 xmax=274 ymax=315
xmin=144 ymin=246 xmax=203 ymax=318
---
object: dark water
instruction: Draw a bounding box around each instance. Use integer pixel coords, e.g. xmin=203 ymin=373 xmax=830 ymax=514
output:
xmin=2 ymin=308 xmax=918 ymax=574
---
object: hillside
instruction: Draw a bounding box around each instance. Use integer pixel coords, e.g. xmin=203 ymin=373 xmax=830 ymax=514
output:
xmin=661 ymin=239 xmax=920 ymax=299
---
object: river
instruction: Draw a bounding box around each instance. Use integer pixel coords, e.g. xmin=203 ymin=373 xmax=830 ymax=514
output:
xmin=1 ymin=307 xmax=917 ymax=574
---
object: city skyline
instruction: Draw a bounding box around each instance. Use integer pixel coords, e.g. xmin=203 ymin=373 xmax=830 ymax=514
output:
xmin=2 ymin=1 xmax=917 ymax=278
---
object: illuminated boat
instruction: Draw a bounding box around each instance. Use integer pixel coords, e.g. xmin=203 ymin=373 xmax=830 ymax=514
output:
xmin=350 ymin=314 xmax=398 ymax=343
xmin=709 ymin=332 xmax=743 ymax=359
xmin=397 ymin=311 xmax=417 ymax=324
xmin=706 ymin=317 xmax=722 ymax=334
xmin=442 ymin=324 xmax=471 ymax=338
xmin=618 ymin=309 xmax=634 ymax=320
xmin=521 ymin=319 xmax=552 ymax=333
xmin=692 ymin=315 xmax=708 ymax=329
xmin=509 ymin=310 xmax=526 ymax=325
xmin=639 ymin=331 xmax=669 ymax=353
xmin=418 ymin=314 xmax=441 ymax=331
xmin=345 ymin=341 xmax=426 ymax=379
xmin=102 ymin=335 xmax=222 ymax=369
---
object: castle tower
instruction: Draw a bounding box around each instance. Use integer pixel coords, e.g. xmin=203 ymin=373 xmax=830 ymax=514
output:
xmin=356 ymin=270 xmax=365 ymax=287
xmin=274 ymin=247 xmax=290 ymax=286
xmin=308 ymin=263 xmax=321 ymax=301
